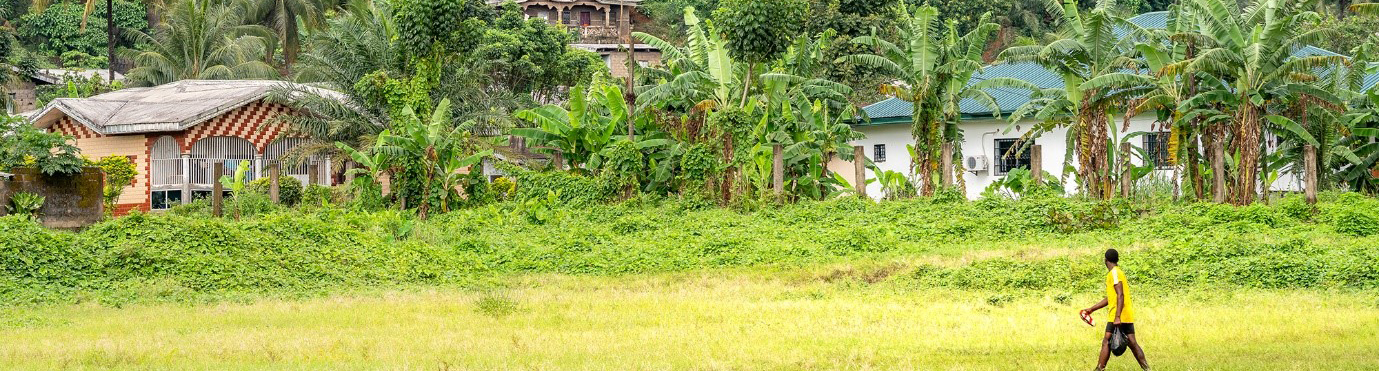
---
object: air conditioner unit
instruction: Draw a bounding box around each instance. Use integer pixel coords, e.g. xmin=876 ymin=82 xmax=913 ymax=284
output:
xmin=965 ymin=155 xmax=989 ymax=173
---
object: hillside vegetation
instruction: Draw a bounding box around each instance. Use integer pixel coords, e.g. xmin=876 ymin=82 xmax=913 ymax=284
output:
xmin=3 ymin=192 xmax=1377 ymax=306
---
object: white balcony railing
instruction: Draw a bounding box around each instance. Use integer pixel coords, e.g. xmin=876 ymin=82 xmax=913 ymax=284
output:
xmin=150 ymin=158 xmax=331 ymax=190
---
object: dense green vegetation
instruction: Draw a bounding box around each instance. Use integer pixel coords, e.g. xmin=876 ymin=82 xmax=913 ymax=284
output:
xmin=3 ymin=190 xmax=1376 ymax=306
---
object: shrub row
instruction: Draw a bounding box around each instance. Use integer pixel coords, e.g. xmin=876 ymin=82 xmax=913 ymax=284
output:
xmin=1 ymin=193 xmax=1376 ymax=304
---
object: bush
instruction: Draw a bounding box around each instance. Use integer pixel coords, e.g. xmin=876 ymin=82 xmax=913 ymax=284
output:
xmin=2 ymin=195 xmax=1378 ymax=305
xmin=508 ymin=168 xmax=618 ymax=205
xmin=248 ymin=176 xmax=303 ymax=205
xmin=1321 ymin=194 xmax=1379 ymax=237
xmin=300 ymin=185 xmax=339 ymax=206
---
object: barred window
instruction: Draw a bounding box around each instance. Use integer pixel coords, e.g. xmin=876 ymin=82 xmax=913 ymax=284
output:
xmin=1143 ymin=132 xmax=1173 ymax=170
xmin=995 ymin=138 xmax=1031 ymax=175
xmin=873 ymin=144 xmax=886 ymax=163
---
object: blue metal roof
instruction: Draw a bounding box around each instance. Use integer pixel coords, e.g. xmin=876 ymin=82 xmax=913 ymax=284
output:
xmin=860 ymin=11 xmax=1379 ymax=124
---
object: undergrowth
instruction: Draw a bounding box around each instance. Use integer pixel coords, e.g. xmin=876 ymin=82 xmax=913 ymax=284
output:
xmin=1 ymin=192 xmax=1377 ymax=306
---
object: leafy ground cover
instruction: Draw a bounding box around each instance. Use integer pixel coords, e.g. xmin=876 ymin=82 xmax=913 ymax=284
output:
xmin=2 ymin=193 xmax=1378 ymax=305
xmin=2 ymin=193 xmax=1378 ymax=369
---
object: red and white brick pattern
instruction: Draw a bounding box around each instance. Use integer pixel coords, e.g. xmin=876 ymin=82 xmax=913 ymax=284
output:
xmin=178 ymin=101 xmax=296 ymax=153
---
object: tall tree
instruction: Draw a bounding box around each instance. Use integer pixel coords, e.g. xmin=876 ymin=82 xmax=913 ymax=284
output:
xmin=123 ymin=0 xmax=278 ymax=86
xmin=713 ymin=0 xmax=807 ymax=107
xmin=842 ymin=4 xmax=1035 ymax=196
xmin=1166 ymin=0 xmax=1346 ymax=204
xmin=1000 ymin=0 xmax=1146 ymax=199
xmin=235 ymin=0 xmax=333 ymax=74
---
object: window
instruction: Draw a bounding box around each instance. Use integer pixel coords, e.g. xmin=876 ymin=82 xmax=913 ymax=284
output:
xmin=995 ymin=138 xmax=1031 ymax=175
xmin=873 ymin=144 xmax=886 ymax=163
xmin=1143 ymin=132 xmax=1172 ymax=169
xmin=151 ymin=190 xmax=182 ymax=210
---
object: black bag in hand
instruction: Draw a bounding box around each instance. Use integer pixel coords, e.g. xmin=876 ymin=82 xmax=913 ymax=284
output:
xmin=1109 ymin=327 xmax=1129 ymax=356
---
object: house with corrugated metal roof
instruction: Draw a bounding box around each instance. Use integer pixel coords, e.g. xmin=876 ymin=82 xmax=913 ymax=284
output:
xmin=26 ymin=80 xmax=342 ymax=214
xmin=836 ymin=11 xmax=1379 ymax=199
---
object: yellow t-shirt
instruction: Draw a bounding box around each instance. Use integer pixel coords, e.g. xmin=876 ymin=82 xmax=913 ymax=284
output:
xmin=1104 ymin=266 xmax=1136 ymax=323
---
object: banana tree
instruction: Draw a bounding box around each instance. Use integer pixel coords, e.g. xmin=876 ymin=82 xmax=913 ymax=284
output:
xmin=632 ymin=6 xmax=739 ymax=113
xmin=336 ymin=139 xmax=391 ymax=203
xmin=377 ymin=98 xmax=491 ymax=219
xmin=1079 ymin=4 xmax=1210 ymax=199
xmin=1166 ymin=0 xmax=1347 ymax=204
xmin=1002 ymin=0 xmax=1147 ymax=199
xmin=512 ymin=84 xmax=618 ymax=170
xmin=842 ymin=4 xmax=1036 ymax=196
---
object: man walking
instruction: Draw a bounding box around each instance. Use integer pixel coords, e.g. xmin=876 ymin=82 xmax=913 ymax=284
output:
xmin=1080 ymin=249 xmax=1150 ymax=370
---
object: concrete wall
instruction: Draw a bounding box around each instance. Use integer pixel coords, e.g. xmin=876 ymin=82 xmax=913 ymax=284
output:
xmin=604 ymin=50 xmax=662 ymax=80
xmin=49 ymin=117 xmax=150 ymax=207
xmin=5 ymin=79 xmax=38 ymax=113
xmin=831 ymin=116 xmax=1304 ymax=200
xmin=0 ymin=167 xmax=104 ymax=229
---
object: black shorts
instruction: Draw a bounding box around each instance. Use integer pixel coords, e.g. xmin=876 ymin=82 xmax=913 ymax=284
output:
xmin=1105 ymin=323 xmax=1135 ymax=335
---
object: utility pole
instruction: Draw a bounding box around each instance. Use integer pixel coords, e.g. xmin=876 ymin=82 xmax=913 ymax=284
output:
xmin=623 ymin=0 xmax=636 ymax=141
xmin=107 ymin=0 xmax=116 ymax=84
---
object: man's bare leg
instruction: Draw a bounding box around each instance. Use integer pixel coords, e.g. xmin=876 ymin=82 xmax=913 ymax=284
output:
xmin=1126 ymin=334 xmax=1150 ymax=370
xmin=1095 ymin=331 xmax=1112 ymax=371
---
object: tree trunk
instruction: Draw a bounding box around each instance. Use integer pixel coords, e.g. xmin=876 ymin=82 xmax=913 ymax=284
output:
xmin=1234 ymin=104 xmax=1262 ymax=205
xmin=1120 ymin=142 xmax=1132 ymax=199
xmin=1077 ymin=103 xmax=1112 ymax=199
xmin=1188 ymin=135 xmax=1204 ymax=200
xmin=772 ymin=144 xmax=783 ymax=200
xmin=283 ymin=8 xmax=297 ymax=76
xmin=1212 ymin=136 xmax=1227 ymax=203
xmin=739 ymin=62 xmax=754 ymax=108
xmin=625 ymin=25 xmax=636 ymax=140
xmin=107 ymin=0 xmax=115 ymax=82
xmin=820 ymin=150 xmax=832 ymax=199
xmin=1305 ymin=144 xmax=1318 ymax=204
xmin=146 ymin=0 xmax=161 ymax=29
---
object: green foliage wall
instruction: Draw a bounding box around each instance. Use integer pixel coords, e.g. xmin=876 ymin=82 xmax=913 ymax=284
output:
xmin=3 ymin=194 xmax=1378 ymax=305
xmin=714 ymin=0 xmax=807 ymax=64
xmin=15 ymin=1 xmax=148 ymax=61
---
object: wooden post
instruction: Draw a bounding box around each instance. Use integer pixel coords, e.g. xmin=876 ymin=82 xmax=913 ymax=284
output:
xmin=212 ymin=162 xmax=224 ymax=217
xmin=772 ymin=144 xmax=784 ymax=198
xmin=1030 ymin=145 xmax=1043 ymax=184
xmin=1212 ymin=140 xmax=1227 ymax=203
xmin=269 ymin=163 xmax=281 ymax=203
xmin=181 ymin=155 xmax=192 ymax=206
xmin=853 ymin=145 xmax=866 ymax=198
xmin=1304 ymin=144 xmax=1318 ymax=205
xmin=308 ymin=163 xmax=320 ymax=186
xmin=344 ymin=162 xmax=356 ymax=185
xmin=1120 ymin=142 xmax=1132 ymax=198
xmin=940 ymin=143 xmax=954 ymax=187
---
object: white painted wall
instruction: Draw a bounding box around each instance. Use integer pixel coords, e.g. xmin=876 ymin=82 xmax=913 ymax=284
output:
xmin=830 ymin=115 xmax=1303 ymax=200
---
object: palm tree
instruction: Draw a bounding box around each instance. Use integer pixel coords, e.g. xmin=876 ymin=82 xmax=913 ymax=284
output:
xmin=269 ymin=0 xmax=397 ymax=154
xmin=842 ymin=4 xmax=1036 ymax=196
xmin=235 ymin=0 xmax=333 ymax=74
xmin=632 ymin=6 xmax=739 ymax=113
xmin=123 ymin=0 xmax=279 ymax=86
xmin=1165 ymin=0 xmax=1347 ymax=204
xmin=1000 ymin=0 xmax=1147 ymax=199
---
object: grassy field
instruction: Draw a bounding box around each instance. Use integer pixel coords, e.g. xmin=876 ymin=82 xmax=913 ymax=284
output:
xmin=4 ymin=196 xmax=1379 ymax=369
xmin=2 ymin=270 xmax=1377 ymax=370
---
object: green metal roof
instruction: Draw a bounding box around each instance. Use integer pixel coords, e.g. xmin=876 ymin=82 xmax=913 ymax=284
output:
xmin=859 ymin=11 xmax=1379 ymax=125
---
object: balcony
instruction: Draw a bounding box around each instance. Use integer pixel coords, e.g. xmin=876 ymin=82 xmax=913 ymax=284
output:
xmin=569 ymin=24 xmax=624 ymax=44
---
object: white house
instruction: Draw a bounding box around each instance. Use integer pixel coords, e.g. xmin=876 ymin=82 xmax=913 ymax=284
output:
xmin=834 ymin=11 xmax=1377 ymax=200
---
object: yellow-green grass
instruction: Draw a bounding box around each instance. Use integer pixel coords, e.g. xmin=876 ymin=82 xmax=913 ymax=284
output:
xmin=1 ymin=271 xmax=1376 ymax=370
